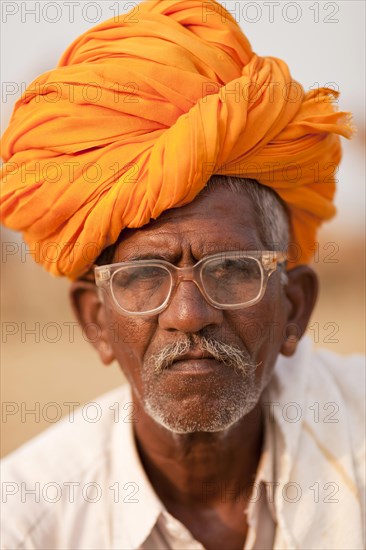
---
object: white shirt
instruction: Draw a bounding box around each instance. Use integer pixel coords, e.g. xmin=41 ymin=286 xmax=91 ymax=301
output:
xmin=1 ymin=336 xmax=365 ymax=549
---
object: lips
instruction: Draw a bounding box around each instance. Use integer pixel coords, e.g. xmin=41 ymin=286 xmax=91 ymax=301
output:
xmin=172 ymin=350 xmax=215 ymax=363
xmin=168 ymin=349 xmax=222 ymax=374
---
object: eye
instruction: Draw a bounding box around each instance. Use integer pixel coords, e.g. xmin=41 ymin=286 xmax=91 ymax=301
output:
xmin=210 ymin=260 xmax=235 ymax=278
xmin=134 ymin=266 xmax=163 ymax=280
xmin=113 ymin=266 xmax=169 ymax=291
xmin=203 ymin=257 xmax=262 ymax=284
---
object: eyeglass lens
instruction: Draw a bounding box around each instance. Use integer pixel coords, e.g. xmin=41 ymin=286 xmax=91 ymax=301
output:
xmin=110 ymin=257 xmax=263 ymax=313
xmin=202 ymin=256 xmax=262 ymax=305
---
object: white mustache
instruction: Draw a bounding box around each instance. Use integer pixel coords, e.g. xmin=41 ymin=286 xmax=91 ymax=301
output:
xmin=146 ymin=334 xmax=260 ymax=375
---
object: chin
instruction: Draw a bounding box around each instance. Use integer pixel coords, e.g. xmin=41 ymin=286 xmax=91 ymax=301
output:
xmin=143 ymin=394 xmax=260 ymax=434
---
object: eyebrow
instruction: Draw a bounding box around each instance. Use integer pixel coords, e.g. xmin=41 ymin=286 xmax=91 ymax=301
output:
xmin=121 ymin=252 xmax=177 ymax=262
xmin=120 ymin=248 xmax=245 ymax=263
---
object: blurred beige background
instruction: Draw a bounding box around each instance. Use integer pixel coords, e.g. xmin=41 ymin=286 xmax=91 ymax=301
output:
xmin=1 ymin=1 xmax=365 ymax=457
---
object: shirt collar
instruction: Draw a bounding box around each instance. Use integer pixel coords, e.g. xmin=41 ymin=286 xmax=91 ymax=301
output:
xmin=244 ymin=390 xmax=277 ymax=523
xmin=265 ymin=335 xmax=312 ymax=548
xmin=267 ymin=335 xmax=311 ymax=459
xmin=110 ymin=384 xmax=164 ymax=550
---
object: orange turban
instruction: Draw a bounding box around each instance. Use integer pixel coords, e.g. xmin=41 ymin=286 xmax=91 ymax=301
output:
xmin=0 ymin=0 xmax=353 ymax=278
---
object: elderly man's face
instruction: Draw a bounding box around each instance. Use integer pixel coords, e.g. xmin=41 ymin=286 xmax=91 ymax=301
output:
xmin=72 ymin=185 xmax=316 ymax=433
xmin=101 ymin=185 xmax=292 ymax=433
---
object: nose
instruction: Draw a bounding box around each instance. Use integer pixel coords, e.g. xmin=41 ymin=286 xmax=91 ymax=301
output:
xmin=158 ymin=279 xmax=223 ymax=333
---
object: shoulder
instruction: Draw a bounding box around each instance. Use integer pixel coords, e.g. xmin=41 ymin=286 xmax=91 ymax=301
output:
xmin=309 ymin=343 xmax=365 ymax=421
xmin=272 ymin=337 xmax=365 ymax=470
xmin=276 ymin=335 xmax=365 ymax=415
xmin=1 ymin=383 xmax=132 ymax=550
xmin=300 ymin=340 xmax=365 ymax=495
xmin=2 ymin=383 xmax=132 ymax=477
xmin=314 ymin=344 xmax=365 ymax=387
xmin=271 ymin=339 xmax=365 ymax=547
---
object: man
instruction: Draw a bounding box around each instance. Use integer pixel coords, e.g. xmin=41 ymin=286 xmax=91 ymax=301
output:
xmin=1 ymin=1 xmax=364 ymax=549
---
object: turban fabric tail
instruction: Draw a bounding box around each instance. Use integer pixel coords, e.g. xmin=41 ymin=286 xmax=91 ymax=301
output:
xmin=0 ymin=0 xmax=354 ymax=278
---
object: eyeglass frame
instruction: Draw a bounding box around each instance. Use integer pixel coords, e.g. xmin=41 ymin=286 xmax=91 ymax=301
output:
xmin=94 ymin=250 xmax=288 ymax=317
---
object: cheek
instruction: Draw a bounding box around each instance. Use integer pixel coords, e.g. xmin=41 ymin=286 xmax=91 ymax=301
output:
xmin=106 ymin=314 xmax=156 ymax=385
xmin=227 ymin=282 xmax=288 ymax=364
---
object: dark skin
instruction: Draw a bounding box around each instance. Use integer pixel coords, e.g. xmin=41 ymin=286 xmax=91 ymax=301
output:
xmin=71 ymin=186 xmax=318 ymax=550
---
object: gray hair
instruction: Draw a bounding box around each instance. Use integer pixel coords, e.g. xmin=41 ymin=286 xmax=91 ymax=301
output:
xmin=202 ymin=175 xmax=290 ymax=251
xmin=95 ymin=175 xmax=290 ymax=267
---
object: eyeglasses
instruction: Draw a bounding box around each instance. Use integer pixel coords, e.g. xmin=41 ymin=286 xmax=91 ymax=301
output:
xmin=94 ymin=250 xmax=287 ymax=317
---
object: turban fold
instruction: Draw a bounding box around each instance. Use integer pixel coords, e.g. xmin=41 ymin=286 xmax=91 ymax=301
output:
xmin=0 ymin=0 xmax=353 ymax=278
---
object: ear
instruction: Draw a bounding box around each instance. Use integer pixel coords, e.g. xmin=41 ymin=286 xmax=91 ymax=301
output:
xmin=280 ymin=265 xmax=318 ymax=357
xmin=69 ymin=280 xmax=115 ymax=366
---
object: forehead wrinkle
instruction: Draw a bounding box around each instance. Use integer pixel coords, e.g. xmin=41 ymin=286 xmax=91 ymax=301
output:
xmin=118 ymin=229 xmax=182 ymax=260
xmin=115 ymin=188 xmax=265 ymax=261
xmin=120 ymin=228 xmax=263 ymax=265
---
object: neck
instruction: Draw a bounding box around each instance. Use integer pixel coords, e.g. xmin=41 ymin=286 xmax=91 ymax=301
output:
xmin=131 ymin=389 xmax=264 ymax=508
